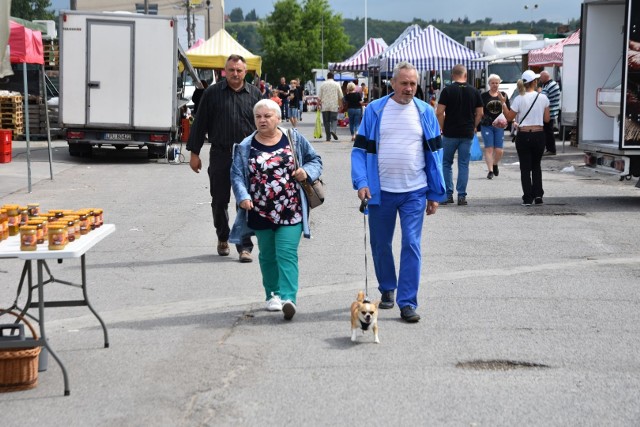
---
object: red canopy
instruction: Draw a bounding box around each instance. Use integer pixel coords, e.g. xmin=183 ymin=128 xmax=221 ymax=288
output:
xmin=528 ymin=30 xmax=580 ymax=67
xmin=9 ymin=20 xmax=44 ymax=65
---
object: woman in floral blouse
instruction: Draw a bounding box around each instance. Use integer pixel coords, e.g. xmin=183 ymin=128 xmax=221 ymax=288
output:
xmin=230 ymin=99 xmax=323 ymax=320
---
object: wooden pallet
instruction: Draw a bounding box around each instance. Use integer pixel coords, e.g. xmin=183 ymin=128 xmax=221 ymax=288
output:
xmin=0 ymin=111 xmax=23 ymax=119
xmin=0 ymin=94 xmax=23 ymax=103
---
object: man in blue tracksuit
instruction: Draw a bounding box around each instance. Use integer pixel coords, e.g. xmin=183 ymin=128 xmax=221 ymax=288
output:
xmin=351 ymin=61 xmax=446 ymax=323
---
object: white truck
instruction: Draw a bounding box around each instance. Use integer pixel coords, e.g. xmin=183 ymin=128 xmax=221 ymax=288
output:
xmin=59 ymin=11 xmax=198 ymax=158
xmin=579 ymin=0 xmax=640 ymax=183
xmin=466 ymin=33 xmax=538 ymax=98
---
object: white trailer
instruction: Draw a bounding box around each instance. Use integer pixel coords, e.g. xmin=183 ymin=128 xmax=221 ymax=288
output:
xmin=466 ymin=34 xmax=538 ymax=98
xmin=579 ymin=0 xmax=640 ymax=182
xmin=59 ymin=11 xmax=195 ymax=157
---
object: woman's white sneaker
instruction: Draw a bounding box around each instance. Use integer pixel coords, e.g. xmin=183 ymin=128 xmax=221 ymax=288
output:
xmin=266 ymin=293 xmax=283 ymax=311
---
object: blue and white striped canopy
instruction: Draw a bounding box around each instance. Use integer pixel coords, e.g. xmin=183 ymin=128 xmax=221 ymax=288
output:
xmin=387 ymin=25 xmax=486 ymax=72
xmin=369 ymin=24 xmax=423 ymax=70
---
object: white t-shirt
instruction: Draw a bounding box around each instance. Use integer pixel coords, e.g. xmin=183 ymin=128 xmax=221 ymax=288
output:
xmin=511 ymin=91 xmax=550 ymax=127
xmin=378 ymin=99 xmax=426 ymax=193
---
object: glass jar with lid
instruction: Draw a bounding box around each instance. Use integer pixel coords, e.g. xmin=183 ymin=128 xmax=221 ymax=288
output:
xmin=20 ymin=225 xmax=38 ymax=251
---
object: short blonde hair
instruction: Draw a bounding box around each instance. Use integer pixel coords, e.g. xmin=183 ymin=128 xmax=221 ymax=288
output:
xmin=347 ymin=82 xmax=356 ymax=92
xmin=487 ymin=74 xmax=501 ymax=84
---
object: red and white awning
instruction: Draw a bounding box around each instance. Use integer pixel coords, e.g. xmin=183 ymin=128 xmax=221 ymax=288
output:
xmin=528 ymin=30 xmax=580 ymax=67
xmin=330 ymin=37 xmax=388 ymax=72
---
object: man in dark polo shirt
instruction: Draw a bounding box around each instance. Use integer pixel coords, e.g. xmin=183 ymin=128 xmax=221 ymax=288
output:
xmin=187 ymin=54 xmax=261 ymax=263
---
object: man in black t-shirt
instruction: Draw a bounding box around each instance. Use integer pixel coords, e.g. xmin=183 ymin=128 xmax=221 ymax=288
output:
xmin=276 ymin=76 xmax=290 ymax=121
xmin=435 ymin=64 xmax=483 ymax=206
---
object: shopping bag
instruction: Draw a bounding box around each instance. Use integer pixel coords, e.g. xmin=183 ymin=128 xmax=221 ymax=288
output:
xmin=313 ymin=109 xmax=322 ymax=139
xmin=470 ymin=134 xmax=483 ymax=161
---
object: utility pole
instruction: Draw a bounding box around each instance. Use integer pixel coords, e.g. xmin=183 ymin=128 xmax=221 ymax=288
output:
xmin=321 ymin=14 xmax=324 ymax=71
xmin=364 ymin=0 xmax=368 ymax=44
xmin=70 ymin=0 xmax=77 ymax=10
xmin=206 ymin=0 xmax=211 ymax=39
xmin=186 ymin=1 xmax=192 ymax=47
xmin=144 ymin=0 xmax=149 ymax=15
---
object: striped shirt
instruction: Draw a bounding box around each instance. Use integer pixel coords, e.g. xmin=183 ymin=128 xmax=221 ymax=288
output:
xmin=541 ymin=79 xmax=561 ymax=119
xmin=378 ymin=98 xmax=426 ymax=192
xmin=187 ymin=80 xmax=262 ymax=155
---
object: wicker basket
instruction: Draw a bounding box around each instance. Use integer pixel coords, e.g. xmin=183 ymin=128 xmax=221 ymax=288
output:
xmin=0 ymin=310 xmax=41 ymax=392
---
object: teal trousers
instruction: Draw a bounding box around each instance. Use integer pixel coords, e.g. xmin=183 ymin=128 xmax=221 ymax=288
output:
xmin=254 ymin=224 xmax=302 ymax=303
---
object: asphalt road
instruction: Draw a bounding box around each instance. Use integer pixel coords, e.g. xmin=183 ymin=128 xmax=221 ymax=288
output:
xmin=1 ymin=112 xmax=640 ymax=426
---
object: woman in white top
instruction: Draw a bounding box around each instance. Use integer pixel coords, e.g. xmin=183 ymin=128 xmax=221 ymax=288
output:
xmin=498 ymin=70 xmax=550 ymax=206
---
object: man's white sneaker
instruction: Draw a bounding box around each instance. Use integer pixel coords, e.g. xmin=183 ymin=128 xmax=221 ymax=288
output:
xmin=282 ymin=300 xmax=296 ymax=320
xmin=266 ymin=293 xmax=283 ymax=312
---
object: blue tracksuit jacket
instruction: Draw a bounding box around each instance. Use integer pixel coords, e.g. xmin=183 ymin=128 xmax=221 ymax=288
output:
xmin=350 ymin=94 xmax=447 ymax=205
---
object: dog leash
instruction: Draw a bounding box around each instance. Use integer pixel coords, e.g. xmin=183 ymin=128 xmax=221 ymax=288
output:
xmin=359 ymin=198 xmax=370 ymax=302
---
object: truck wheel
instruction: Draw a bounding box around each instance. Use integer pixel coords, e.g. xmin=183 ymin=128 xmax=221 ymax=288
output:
xmin=68 ymin=142 xmax=92 ymax=157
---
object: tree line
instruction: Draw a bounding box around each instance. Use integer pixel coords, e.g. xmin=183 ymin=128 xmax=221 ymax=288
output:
xmin=227 ymin=1 xmax=579 ymax=82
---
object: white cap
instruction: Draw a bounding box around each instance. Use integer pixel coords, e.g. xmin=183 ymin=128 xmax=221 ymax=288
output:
xmin=521 ymin=70 xmax=540 ymax=84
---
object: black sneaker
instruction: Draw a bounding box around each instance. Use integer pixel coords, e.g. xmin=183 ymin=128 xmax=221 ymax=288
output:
xmin=379 ymin=290 xmax=394 ymax=309
xmin=487 ymin=171 xmax=494 ymax=179
xmin=522 ymin=200 xmax=532 ymax=206
xmin=458 ymin=197 xmax=468 ymax=206
xmin=493 ymin=164 xmax=499 ymax=176
xmin=441 ymin=195 xmax=454 ymax=205
xmin=331 ymin=131 xmax=339 ymax=141
xmin=400 ymin=306 xmax=420 ymax=323
xmin=534 ymin=197 xmax=544 ymax=205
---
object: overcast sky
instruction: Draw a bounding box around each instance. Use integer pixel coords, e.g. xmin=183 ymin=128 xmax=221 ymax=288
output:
xmin=49 ymin=0 xmax=583 ymax=25
xmin=226 ymin=0 xmax=583 ymax=24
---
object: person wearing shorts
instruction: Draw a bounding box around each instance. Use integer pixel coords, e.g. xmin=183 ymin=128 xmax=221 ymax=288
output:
xmin=479 ymin=74 xmax=510 ymax=179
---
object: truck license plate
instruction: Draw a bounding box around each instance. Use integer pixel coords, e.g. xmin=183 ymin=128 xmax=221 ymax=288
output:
xmin=104 ymin=133 xmax=132 ymax=141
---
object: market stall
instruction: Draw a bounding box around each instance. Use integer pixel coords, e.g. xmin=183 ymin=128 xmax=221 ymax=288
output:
xmin=186 ymin=28 xmax=261 ymax=76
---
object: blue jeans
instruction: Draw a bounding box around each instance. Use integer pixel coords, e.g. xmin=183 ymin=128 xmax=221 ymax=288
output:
xmin=480 ymin=125 xmax=505 ymax=149
xmin=368 ymin=188 xmax=427 ymax=310
xmin=347 ymin=108 xmax=362 ymax=136
xmin=442 ymin=136 xmax=472 ymax=198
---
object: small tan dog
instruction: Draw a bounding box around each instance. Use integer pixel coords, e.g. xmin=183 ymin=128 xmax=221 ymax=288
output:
xmin=350 ymin=291 xmax=380 ymax=344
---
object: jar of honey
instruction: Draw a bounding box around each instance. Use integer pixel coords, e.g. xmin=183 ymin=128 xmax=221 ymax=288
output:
xmin=27 ymin=203 xmax=40 ymax=217
xmin=65 ymin=218 xmax=76 ymax=242
xmin=5 ymin=204 xmax=20 ymax=236
xmin=86 ymin=209 xmax=96 ymax=231
xmin=20 ymin=225 xmax=38 ymax=251
xmin=27 ymin=219 xmax=45 ymax=244
xmin=92 ymin=208 xmax=104 ymax=228
xmin=19 ymin=206 xmax=29 ymax=227
xmin=48 ymin=222 xmax=68 ymax=250
xmin=0 ymin=208 xmax=7 ymax=241
xmin=78 ymin=213 xmax=89 ymax=235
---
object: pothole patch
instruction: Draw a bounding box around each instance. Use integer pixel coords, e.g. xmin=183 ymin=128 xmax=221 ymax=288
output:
xmin=456 ymin=359 xmax=551 ymax=371
xmin=526 ymin=211 xmax=586 ymax=216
